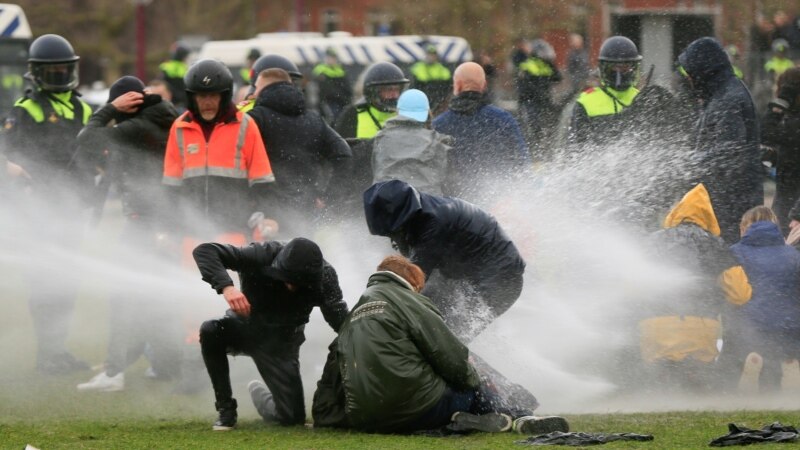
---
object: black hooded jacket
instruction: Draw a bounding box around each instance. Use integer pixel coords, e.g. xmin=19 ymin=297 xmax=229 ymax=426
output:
xmin=678 ymin=37 xmax=763 ymax=243
xmin=247 ymin=82 xmax=351 ymax=213
xmin=363 ymin=180 xmax=525 ymax=283
xmin=193 ymin=240 xmax=348 ymax=331
xmin=77 ymin=96 xmax=178 ymax=221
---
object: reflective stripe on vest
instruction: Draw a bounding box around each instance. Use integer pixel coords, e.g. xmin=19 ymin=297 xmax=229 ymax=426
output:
xmin=519 ymin=57 xmax=554 ymax=76
xmin=15 ymin=91 xmax=92 ymax=124
xmin=160 ymin=60 xmax=188 ymax=78
xmin=577 ymin=86 xmax=639 ymax=117
xmin=313 ymin=63 xmax=346 ymax=78
xmin=173 ymin=114 xmax=253 ymax=177
xmin=356 ymin=107 xmax=395 ymax=138
xmin=238 ymin=99 xmax=254 ymax=113
xmin=411 ymin=62 xmax=451 ymax=82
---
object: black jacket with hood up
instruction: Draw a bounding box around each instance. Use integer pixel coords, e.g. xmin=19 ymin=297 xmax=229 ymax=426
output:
xmin=678 ymin=37 xmax=763 ymax=243
xmin=363 ymin=179 xmax=525 ymax=284
xmin=247 ymin=82 xmax=351 ymax=213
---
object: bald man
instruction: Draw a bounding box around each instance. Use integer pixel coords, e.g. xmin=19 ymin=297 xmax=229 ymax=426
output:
xmin=432 ymin=62 xmax=530 ymax=204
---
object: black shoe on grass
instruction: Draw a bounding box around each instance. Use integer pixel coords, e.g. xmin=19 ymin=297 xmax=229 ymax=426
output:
xmin=213 ymin=399 xmax=238 ymax=431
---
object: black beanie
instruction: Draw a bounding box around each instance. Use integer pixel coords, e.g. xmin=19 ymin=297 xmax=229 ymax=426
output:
xmin=264 ymin=238 xmax=324 ymax=291
xmin=108 ymin=76 xmax=145 ymax=103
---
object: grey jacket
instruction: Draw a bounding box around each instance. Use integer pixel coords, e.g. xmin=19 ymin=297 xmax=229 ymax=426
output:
xmin=371 ymin=115 xmax=451 ymax=196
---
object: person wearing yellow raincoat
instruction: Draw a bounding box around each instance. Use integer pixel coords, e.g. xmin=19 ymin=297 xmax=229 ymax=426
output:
xmin=638 ymin=183 xmax=752 ymax=390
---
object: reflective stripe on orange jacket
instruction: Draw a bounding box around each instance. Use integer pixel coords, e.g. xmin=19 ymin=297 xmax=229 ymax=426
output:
xmin=163 ymin=110 xmax=274 ymax=186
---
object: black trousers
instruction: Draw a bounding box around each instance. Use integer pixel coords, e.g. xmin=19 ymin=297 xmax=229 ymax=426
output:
xmin=199 ymin=312 xmax=306 ymax=425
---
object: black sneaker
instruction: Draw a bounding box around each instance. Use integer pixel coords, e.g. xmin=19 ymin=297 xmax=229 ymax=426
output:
xmin=213 ymin=399 xmax=238 ymax=431
xmin=512 ymin=415 xmax=570 ymax=435
xmin=450 ymin=412 xmax=513 ymax=432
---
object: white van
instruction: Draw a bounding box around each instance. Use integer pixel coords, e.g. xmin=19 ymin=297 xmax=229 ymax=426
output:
xmin=0 ymin=4 xmax=32 ymax=116
xmin=198 ymin=33 xmax=472 ymax=82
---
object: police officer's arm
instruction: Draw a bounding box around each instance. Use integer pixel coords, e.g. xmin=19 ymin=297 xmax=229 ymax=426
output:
xmin=567 ymin=102 xmax=590 ymax=145
xmin=406 ymin=299 xmax=480 ymax=391
xmin=333 ymin=105 xmax=358 ymax=139
xmin=1 ymin=103 xmax=37 ymax=164
xmin=317 ymin=263 xmax=349 ymax=332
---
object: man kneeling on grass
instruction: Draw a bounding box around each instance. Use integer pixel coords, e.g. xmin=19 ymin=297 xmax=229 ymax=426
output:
xmin=335 ymin=254 xmax=567 ymax=434
xmin=193 ymin=237 xmax=348 ymax=430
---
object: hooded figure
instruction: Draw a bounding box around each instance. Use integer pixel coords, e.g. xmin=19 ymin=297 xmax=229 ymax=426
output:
xmin=192 ymin=237 xmax=348 ymax=430
xmin=363 ymin=179 xmax=525 ymax=341
xmin=247 ymin=74 xmax=351 ymax=233
xmin=678 ymin=37 xmax=763 ymax=244
xmin=639 ymin=184 xmax=751 ymax=390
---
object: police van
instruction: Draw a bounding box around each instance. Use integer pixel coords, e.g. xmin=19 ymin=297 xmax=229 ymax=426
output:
xmin=0 ymin=4 xmax=31 ymax=118
xmin=198 ymin=32 xmax=472 ymax=90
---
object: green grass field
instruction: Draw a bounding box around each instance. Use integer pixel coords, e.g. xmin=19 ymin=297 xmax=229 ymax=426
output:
xmin=3 ymin=202 xmax=800 ymax=449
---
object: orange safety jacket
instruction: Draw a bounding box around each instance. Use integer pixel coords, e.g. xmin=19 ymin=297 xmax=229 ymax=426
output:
xmin=163 ymin=109 xmax=275 ymax=233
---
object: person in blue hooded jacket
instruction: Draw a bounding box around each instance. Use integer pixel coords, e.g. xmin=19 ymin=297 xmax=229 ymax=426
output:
xmin=721 ymin=206 xmax=800 ymax=392
xmin=363 ymin=179 xmax=525 ymax=341
xmin=678 ymin=37 xmax=763 ymax=244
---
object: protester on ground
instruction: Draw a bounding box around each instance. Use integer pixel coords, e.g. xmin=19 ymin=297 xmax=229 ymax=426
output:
xmin=678 ymin=37 xmax=763 ymax=244
xmin=721 ymin=206 xmax=800 ymax=393
xmin=336 ymin=254 xmax=554 ymax=434
xmin=2 ymin=34 xmax=93 ymax=375
xmin=363 ymin=179 xmax=525 ymax=341
xmin=372 ymin=89 xmax=450 ymax=195
xmin=193 ymin=237 xmax=347 ymax=430
xmin=639 ymin=184 xmax=751 ymax=391
xmin=74 ymin=76 xmax=181 ymax=391
xmin=433 ymin=62 xmax=529 ymax=204
xmin=247 ymin=68 xmax=351 ymax=235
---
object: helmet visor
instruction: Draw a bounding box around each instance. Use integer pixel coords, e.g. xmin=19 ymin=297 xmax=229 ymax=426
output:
xmin=601 ymin=61 xmax=639 ymax=90
xmin=35 ymin=62 xmax=78 ymax=92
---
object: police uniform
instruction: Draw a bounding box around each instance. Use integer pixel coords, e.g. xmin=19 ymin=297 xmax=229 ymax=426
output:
xmin=410 ymin=60 xmax=451 ymax=112
xmin=569 ymin=85 xmax=639 ymax=145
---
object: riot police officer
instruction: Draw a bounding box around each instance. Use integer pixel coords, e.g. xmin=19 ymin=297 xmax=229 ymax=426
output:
xmin=334 ymin=61 xmax=409 ymax=139
xmin=159 ymin=41 xmax=191 ymax=109
xmin=3 ymin=34 xmax=93 ymax=374
xmin=568 ymin=36 xmax=642 ymax=145
xmin=238 ymin=54 xmax=303 ymax=113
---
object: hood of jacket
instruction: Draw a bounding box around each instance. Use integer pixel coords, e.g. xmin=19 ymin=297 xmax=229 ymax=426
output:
xmin=678 ymin=37 xmax=735 ymax=99
xmin=363 ymin=180 xmax=423 ymax=236
xmin=663 ymin=183 xmax=721 ymax=236
xmin=448 ymin=91 xmax=490 ymax=115
xmin=739 ymin=220 xmax=786 ymax=247
xmin=255 ymin=81 xmax=305 ymax=116
xmin=139 ymin=96 xmax=179 ymax=129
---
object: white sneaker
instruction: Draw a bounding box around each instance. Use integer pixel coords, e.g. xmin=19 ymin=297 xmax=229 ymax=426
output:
xmin=77 ymin=371 xmax=125 ymax=392
xmin=781 ymin=359 xmax=800 ymax=392
xmin=737 ymin=352 xmax=762 ymax=394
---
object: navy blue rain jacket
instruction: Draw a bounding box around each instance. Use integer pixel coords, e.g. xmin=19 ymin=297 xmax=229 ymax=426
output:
xmin=363 ymin=179 xmax=525 ymax=283
xmin=731 ymin=220 xmax=800 ymax=332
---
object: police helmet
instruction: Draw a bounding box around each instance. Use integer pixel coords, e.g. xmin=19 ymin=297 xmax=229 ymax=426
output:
xmin=171 ymin=42 xmax=191 ymax=61
xmin=247 ymin=48 xmax=261 ymax=62
xmin=773 ymin=38 xmax=790 ymax=54
xmin=363 ymin=62 xmax=410 ymax=112
xmin=251 ymin=54 xmax=302 ymax=84
xmin=28 ymin=34 xmax=80 ymax=92
xmin=725 ymin=44 xmax=739 ymax=58
xmin=184 ymin=59 xmax=234 ymax=118
xmin=531 ymin=39 xmax=556 ymax=61
xmin=598 ymin=36 xmax=642 ymax=91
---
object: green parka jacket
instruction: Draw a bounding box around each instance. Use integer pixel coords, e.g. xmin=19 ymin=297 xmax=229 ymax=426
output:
xmin=337 ymin=271 xmax=480 ymax=432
